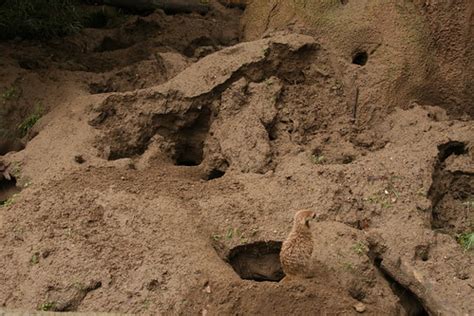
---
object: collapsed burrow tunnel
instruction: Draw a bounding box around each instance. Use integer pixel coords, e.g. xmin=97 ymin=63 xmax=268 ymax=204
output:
xmin=428 ymin=141 xmax=473 ymax=237
xmin=227 ymin=241 xmax=285 ymax=282
xmin=373 ymin=258 xmax=428 ymax=316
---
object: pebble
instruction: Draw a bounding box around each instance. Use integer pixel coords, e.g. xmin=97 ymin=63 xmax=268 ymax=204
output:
xmin=354 ymin=302 xmax=366 ymax=313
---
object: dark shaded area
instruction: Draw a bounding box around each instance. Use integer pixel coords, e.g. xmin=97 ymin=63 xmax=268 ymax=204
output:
xmin=0 ymin=173 xmax=20 ymax=205
xmin=228 ymin=241 xmax=285 ymax=282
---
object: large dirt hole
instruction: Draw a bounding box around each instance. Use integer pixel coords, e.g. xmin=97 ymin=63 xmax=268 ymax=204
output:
xmin=428 ymin=141 xmax=472 ymax=236
xmin=228 ymin=241 xmax=285 ymax=282
xmin=374 ymin=258 xmax=428 ymax=316
xmin=0 ymin=174 xmax=20 ymax=206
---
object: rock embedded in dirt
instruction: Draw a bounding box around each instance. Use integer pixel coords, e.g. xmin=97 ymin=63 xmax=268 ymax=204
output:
xmin=354 ymin=302 xmax=366 ymax=313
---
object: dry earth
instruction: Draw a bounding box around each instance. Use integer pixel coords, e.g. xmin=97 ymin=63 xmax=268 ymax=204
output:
xmin=0 ymin=1 xmax=473 ymax=315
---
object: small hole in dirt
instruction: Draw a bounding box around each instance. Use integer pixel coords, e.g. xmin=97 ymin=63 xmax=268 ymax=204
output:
xmin=228 ymin=241 xmax=285 ymax=282
xmin=352 ymin=51 xmax=368 ymax=66
xmin=0 ymin=175 xmax=20 ymax=206
xmin=341 ymin=0 xmax=349 ymax=4
xmin=206 ymin=169 xmax=225 ymax=180
xmin=374 ymin=258 xmax=428 ymax=316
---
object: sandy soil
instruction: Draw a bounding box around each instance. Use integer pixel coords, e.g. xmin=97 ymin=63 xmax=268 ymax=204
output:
xmin=0 ymin=1 xmax=472 ymax=315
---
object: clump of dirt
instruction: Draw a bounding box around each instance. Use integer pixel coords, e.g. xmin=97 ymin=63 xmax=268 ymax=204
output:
xmin=0 ymin=1 xmax=473 ymax=315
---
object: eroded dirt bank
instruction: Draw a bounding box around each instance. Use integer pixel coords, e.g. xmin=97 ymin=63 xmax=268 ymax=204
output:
xmin=0 ymin=1 xmax=473 ymax=315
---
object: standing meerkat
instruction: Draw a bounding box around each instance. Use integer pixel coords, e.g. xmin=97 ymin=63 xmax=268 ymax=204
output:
xmin=280 ymin=210 xmax=317 ymax=278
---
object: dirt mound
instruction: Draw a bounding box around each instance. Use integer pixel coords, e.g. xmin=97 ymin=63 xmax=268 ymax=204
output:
xmin=0 ymin=1 xmax=473 ymax=315
xmin=242 ymin=0 xmax=474 ymax=121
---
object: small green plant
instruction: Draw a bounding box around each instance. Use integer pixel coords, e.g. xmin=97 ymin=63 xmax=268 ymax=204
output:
xmin=18 ymin=105 xmax=43 ymax=137
xmin=352 ymin=242 xmax=367 ymax=256
xmin=30 ymin=252 xmax=40 ymax=265
xmin=0 ymin=194 xmax=17 ymax=207
xmin=311 ymin=154 xmax=326 ymax=164
xmin=211 ymin=234 xmax=222 ymax=241
xmin=462 ymin=199 xmax=474 ymax=209
xmin=458 ymin=232 xmax=474 ymax=252
xmin=38 ymin=301 xmax=56 ymax=311
xmin=226 ymin=228 xmax=235 ymax=240
xmin=342 ymin=262 xmax=356 ymax=272
xmin=1 ymin=86 xmax=20 ymax=102
xmin=219 ymin=228 xmax=245 ymax=241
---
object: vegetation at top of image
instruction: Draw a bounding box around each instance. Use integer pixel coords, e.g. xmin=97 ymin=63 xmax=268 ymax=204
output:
xmin=18 ymin=104 xmax=43 ymax=137
xmin=0 ymin=0 xmax=131 ymax=40
xmin=0 ymin=0 xmax=83 ymax=40
xmin=457 ymin=232 xmax=474 ymax=252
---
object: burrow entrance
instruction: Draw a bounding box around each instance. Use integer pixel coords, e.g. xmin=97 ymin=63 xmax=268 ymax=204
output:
xmin=228 ymin=241 xmax=285 ymax=282
xmin=352 ymin=51 xmax=368 ymax=66
xmin=374 ymin=258 xmax=428 ymax=316
xmin=0 ymin=173 xmax=20 ymax=206
xmin=428 ymin=141 xmax=472 ymax=236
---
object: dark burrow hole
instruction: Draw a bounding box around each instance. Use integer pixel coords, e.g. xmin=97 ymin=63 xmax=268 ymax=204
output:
xmin=428 ymin=141 xmax=472 ymax=236
xmin=374 ymin=258 xmax=428 ymax=316
xmin=341 ymin=0 xmax=349 ymax=4
xmin=206 ymin=169 xmax=225 ymax=180
xmin=0 ymin=174 xmax=20 ymax=206
xmin=352 ymin=51 xmax=368 ymax=66
xmin=172 ymin=107 xmax=212 ymax=167
xmin=228 ymin=241 xmax=285 ymax=282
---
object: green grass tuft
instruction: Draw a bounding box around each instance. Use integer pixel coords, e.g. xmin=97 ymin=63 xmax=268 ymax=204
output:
xmin=38 ymin=301 xmax=56 ymax=311
xmin=458 ymin=232 xmax=474 ymax=252
xmin=0 ymin=0 xmax=83 ymax=40
xmin=18 ymin=104 xmax=43 ymax=137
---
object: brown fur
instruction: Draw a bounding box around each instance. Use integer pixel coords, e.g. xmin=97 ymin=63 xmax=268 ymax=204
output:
xmin=280 ymin=210 xmax=316 ymax=278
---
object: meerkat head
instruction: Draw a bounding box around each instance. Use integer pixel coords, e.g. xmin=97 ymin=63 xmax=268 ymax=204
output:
xmin=294 ymin=209 xmax=317 ymax=228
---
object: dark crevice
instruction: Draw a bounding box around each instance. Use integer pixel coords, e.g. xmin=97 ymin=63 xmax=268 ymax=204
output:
xmin=171 ymin=107 xmax=212 ymax=166
xmin=206 ymin=169 xmax=225 ymax=180
xmin=228 ymin=241 xmax=285 ymax=282
xmin=428 ymin=141 xmax=471 ymax=236
xmin=373 ymin=258 xmax=428 ymax=316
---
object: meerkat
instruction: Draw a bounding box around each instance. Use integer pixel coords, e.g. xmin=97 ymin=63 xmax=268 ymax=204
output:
xmin=280 ymin=209 xmax=317 ymax=278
